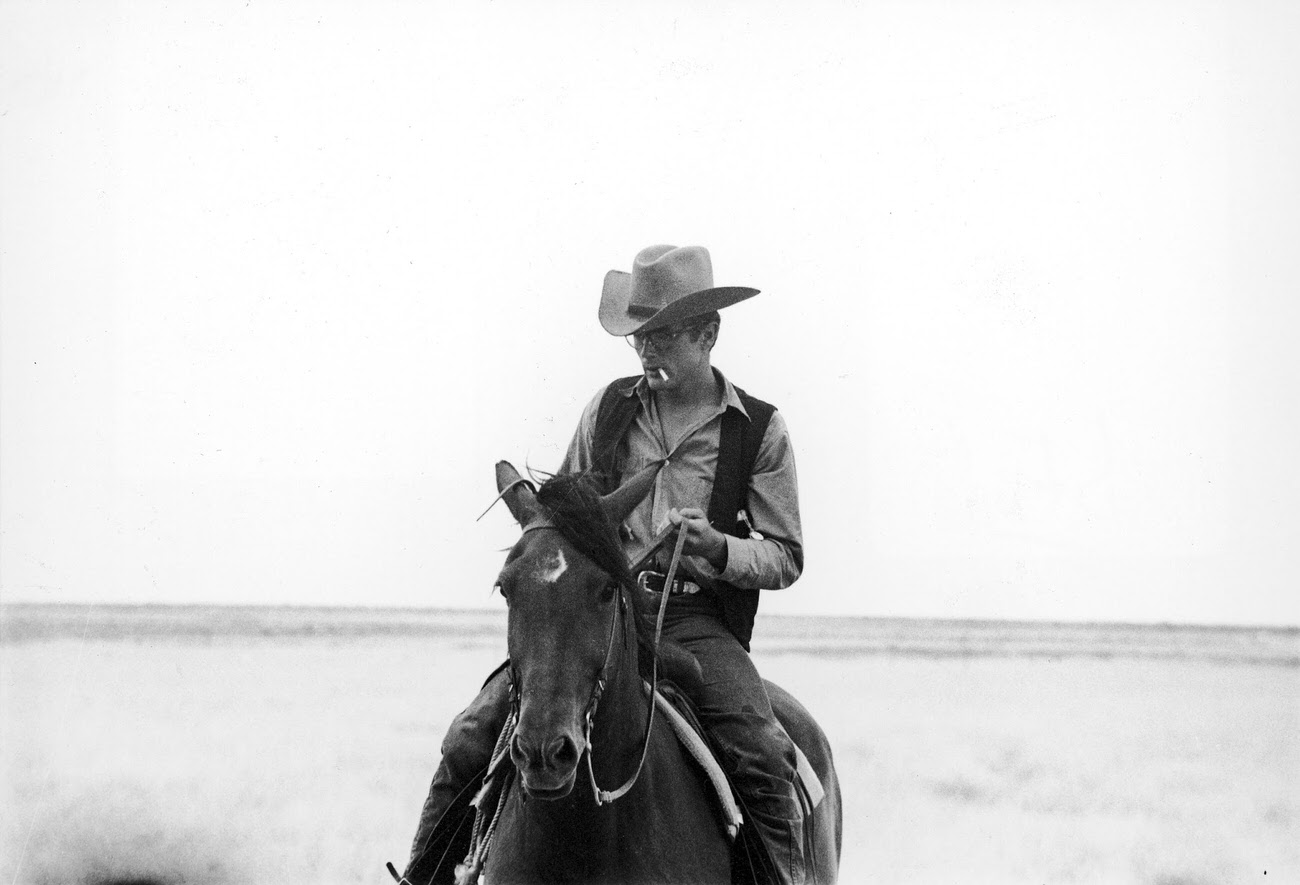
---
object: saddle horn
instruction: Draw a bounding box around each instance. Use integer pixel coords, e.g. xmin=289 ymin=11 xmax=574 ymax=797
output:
xmin=600 ymin=461 xmax=664 ymax=526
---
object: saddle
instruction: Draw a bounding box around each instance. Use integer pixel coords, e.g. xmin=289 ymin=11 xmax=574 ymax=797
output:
xmin=652 ymin=681 xmax=826 ymax=838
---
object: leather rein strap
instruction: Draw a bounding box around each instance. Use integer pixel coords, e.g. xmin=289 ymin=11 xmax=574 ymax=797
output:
xmin=585 ymin=525 xmax=686 ymax=805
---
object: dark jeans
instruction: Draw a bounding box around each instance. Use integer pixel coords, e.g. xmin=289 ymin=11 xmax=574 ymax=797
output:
xmin=660 ymin=595 xmax=803 ymax=810
xmin=408 ymin=596 xmax=804 ymax=884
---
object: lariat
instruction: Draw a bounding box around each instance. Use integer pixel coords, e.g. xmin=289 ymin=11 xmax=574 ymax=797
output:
xmin=452 ymin=704 xmax=518 ymax=885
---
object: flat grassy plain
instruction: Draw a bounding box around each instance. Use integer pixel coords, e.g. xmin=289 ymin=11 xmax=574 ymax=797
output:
xmin=2 ymin=605 xmax=1297 ymax=884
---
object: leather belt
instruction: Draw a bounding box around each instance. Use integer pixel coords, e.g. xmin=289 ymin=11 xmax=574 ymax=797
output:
xmin=636 ymin=570 xmax=701 ymax=596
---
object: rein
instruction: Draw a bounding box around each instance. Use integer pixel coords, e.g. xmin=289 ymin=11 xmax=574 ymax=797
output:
xmin=585 ymin=526 xmax=685 ymax=805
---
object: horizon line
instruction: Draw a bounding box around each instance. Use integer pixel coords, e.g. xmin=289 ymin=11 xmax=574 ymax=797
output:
xmin=1 ymin=599 xmax=1294 ymax=633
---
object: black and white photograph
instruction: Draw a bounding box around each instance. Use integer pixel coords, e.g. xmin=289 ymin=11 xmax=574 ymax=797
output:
xmin=2 ymin=2 xmax=1297 ymax=883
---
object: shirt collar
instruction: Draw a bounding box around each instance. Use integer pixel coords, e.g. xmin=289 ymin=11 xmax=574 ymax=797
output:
xmin=627 ymin=366 xmax=751 ymax=421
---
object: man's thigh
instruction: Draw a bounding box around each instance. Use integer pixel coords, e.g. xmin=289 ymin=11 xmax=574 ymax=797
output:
xmin=663 ymin=610 xmax=774 ymax=719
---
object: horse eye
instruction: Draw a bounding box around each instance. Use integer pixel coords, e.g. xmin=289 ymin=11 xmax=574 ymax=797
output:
xmin=494 ymin=582 xmax=508 ymax=600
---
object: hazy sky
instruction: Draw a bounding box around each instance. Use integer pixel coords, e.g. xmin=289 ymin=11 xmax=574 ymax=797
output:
xmin=2 ymin=0 xmax=1297 ymax=625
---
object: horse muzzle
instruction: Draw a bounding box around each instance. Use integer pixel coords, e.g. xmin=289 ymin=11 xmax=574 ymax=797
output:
xmin=510 ymin=728 xmax=584 ymax=799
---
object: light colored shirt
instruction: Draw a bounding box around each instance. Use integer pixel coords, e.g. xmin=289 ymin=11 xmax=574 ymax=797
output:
xmin=559 ymin=369 xmax=803 ymax=592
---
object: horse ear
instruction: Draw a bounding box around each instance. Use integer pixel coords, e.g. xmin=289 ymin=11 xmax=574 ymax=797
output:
xmin=496 ymin=460 xmax=540 ymax=526
xmin=600 ymin=461 xmax=663 ymax=526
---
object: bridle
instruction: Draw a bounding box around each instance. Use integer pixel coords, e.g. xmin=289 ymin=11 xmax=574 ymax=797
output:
xmin=391 ymin=483 xmax=685 ymax=885
xmin=510 ymin=517 xmax=686 ymax=806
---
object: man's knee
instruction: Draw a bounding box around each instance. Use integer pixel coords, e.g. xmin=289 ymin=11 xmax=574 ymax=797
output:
xmin=714 ymin=711 xmax=798 ymax=784
xmin=752 ymin=716 xmax=800 ymax=781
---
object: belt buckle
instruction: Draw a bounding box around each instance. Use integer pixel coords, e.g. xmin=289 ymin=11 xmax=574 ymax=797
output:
xmin=636 ymin=571 xmax=663 ymax=593
xmin=637 ymin=570 xmax=700 ymax=596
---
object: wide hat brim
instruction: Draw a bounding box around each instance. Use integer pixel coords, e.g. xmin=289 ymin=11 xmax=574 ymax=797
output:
xmin=599 ymin=272 xmax=759 ymax=336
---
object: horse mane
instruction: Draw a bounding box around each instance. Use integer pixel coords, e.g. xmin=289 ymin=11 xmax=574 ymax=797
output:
xmin=535 ymin=473 xmax=634 ymax=591
xmin=534 ymin=473 xmax=704 ymax=697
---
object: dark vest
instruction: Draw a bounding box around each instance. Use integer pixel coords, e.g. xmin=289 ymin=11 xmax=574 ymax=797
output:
xmin=590 ymin=374 xmax=776 ymax=651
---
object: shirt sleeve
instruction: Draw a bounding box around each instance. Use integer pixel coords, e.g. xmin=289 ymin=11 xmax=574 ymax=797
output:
xmin=558 ymin=386 xmax=607 ymax=475
xmin=694 ymin=409 xmax=804 ymax=591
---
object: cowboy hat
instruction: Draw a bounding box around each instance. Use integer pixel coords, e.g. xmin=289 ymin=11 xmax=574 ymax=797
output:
xmin=599 ymin=245 xmax=759 ymax=337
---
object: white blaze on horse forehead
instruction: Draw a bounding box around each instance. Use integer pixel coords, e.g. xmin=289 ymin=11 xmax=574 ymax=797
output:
xmin=535 ymin=549 xmax=569 ymax=584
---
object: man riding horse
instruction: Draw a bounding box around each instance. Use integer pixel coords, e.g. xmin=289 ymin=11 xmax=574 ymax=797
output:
xmin=407 ymin=244 xmax=808 ymax=885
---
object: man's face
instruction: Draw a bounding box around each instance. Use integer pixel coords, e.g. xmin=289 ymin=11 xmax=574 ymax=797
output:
xmin=627 ymin=321 xmax=716 ymax=390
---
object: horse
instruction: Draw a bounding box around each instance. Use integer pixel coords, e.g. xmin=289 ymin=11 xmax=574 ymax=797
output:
xmin=445 ymin=460 xmax=841 ymax=885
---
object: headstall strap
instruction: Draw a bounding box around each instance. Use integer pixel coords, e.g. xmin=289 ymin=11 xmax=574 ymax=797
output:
xmin=519 ymin=517 xmax=557 ymax=535
xmin=581 ymin=586 xmax=621 ymax=753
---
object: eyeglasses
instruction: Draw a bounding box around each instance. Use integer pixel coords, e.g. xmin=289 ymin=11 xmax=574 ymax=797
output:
xmin=625 ymin=326 xmax=689 ymax=351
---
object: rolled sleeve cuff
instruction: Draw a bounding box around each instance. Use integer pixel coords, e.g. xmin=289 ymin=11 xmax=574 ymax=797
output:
xmin=693 ymin=535 xmax=800 ymax=591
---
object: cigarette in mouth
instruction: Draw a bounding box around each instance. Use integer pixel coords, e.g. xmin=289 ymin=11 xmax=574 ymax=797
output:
xmin=657 ymin=368 xmax=669 ymax=382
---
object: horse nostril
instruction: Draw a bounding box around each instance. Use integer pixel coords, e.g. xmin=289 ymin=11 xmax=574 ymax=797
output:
xmin=510 ymin=733 xmax=530 ymax=767
xmin=552 ymin=736 xmax=579 ymax=769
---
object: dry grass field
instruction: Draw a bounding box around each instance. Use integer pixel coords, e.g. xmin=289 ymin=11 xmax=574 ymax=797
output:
xmin=2 ymin=606 xmax=1297 ymax=885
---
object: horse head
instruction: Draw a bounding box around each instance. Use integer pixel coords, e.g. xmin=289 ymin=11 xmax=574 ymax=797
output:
xmin=492 ymin=460 xmax=660 ymax=799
